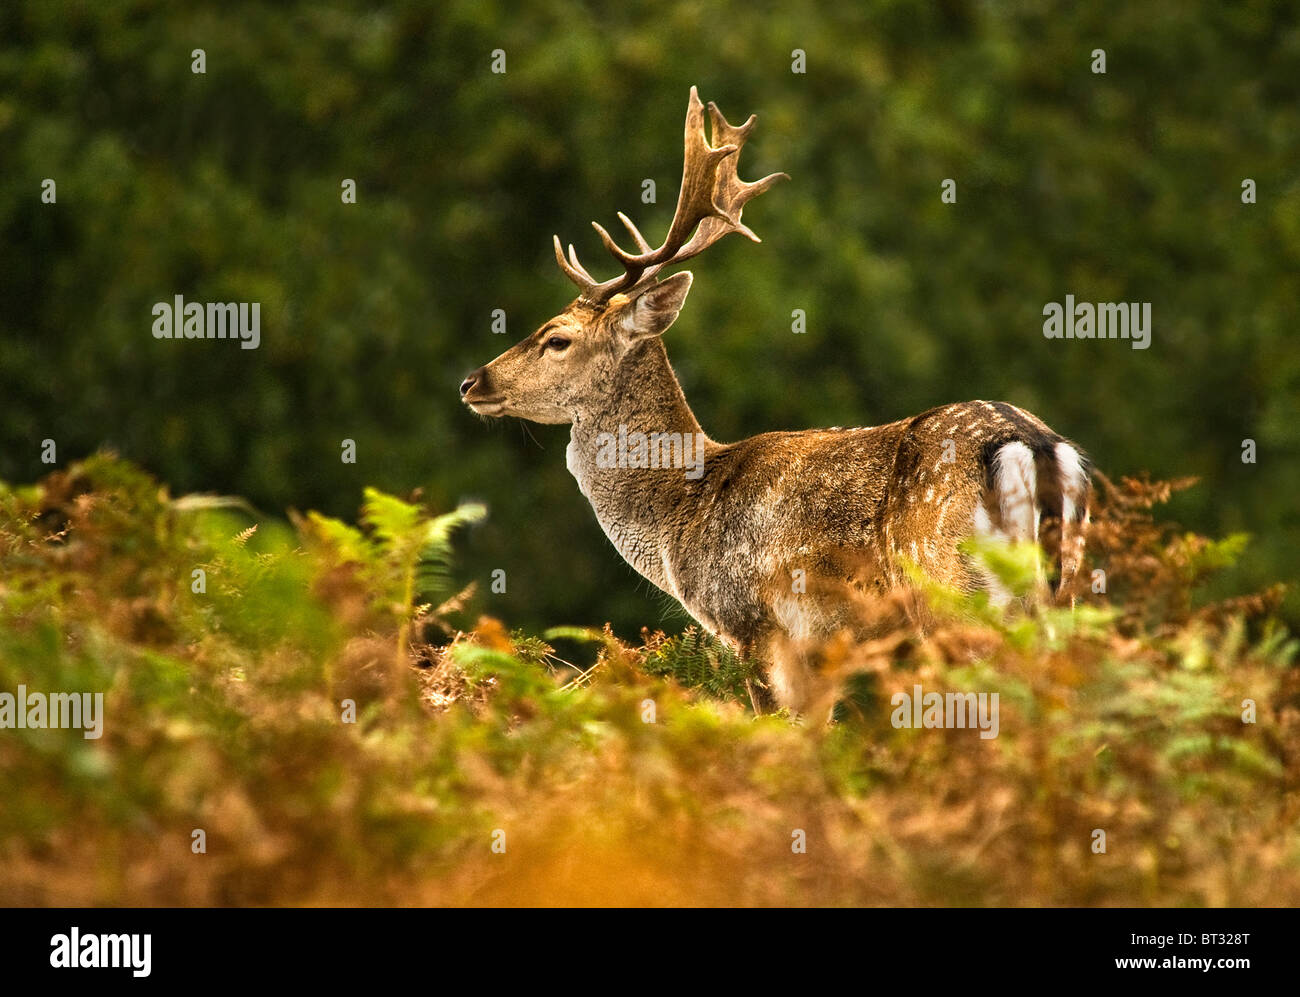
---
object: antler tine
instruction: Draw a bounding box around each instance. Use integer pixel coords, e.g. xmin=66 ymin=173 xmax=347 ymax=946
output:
xmin=566 ymin=243 xmax=596 ymax=282
xmin=590 ymin=219 xmax=642 ymax=269
xmin=708 ymin=103 xmax=757 ymax=147
xmin=653 ymin=87 xmax=738 ymax=247
xmin=617 ymin=211 xmax=653 ymax=253
xmin=582 ymin=212 xmax=654 ymax=279
xmin=590 ymin=87 xmax=736 ymax=272
xmin=553 ymin=234 xmax=597 ymax=295
xmin=553 ymin=86 xmax=783 ymax=302
xmin=671 ymin=102 xmax=789 ymax=259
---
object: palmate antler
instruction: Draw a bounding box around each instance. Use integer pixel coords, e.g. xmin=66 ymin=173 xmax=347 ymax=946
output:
xmin=553 ymin=86 xmax=788 ymax=303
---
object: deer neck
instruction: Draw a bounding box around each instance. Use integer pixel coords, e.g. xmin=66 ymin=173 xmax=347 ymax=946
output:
xmin=566 ymin=338 xmax=709 ymax=591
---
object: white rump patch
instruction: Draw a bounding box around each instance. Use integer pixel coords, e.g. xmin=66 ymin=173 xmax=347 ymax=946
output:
xmin=990 ymin=441 xmax=1038 ymax=542
xmin=1056 ymin=441 xmax=1089 ymax=524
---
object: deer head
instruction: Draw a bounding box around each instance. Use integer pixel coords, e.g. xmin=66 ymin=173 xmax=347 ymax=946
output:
xmin=459 ymin=87 xmax=786 ymax=424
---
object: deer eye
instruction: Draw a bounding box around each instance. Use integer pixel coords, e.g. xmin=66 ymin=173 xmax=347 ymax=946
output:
xmin=545 ymin=335 xmax=571 ymax=352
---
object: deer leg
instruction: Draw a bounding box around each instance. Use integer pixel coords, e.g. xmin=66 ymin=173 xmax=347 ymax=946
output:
xmin=739 ymin=634 xmax=778 ymax=715
xmin=764 ymin=638 xmax=815 ymax=715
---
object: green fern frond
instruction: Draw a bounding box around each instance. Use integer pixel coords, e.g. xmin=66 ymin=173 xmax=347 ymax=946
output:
xmin=640 ymin=627 xmax=749 ymax=702
xmin=415 ymin=503 xmax=486 ymax=602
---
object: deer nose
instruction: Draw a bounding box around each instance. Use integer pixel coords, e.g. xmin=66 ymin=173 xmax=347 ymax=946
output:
xmin=459 ymin=370 xmax=481 ymax=397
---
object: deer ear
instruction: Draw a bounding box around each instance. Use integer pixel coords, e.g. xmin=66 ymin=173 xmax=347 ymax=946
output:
xmin=617 ymin=272 xmax=694 ymax=342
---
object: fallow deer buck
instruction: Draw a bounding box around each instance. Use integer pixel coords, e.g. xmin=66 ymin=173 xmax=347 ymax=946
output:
xmin=460 ymin=87 xmax=1091 ymax=714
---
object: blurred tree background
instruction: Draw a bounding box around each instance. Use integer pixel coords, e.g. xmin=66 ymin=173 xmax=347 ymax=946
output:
xmin=1 ymin=0 xmax=1297 ymax=635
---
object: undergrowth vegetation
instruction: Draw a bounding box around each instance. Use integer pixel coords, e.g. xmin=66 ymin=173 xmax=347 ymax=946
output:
xmin=0 ymin=454 xmax=1296 ymax=906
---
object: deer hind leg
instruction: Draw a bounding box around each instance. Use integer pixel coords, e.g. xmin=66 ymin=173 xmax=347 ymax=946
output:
xmin=1054 ymin=441 xmax=1091 ymax=606
xmin=739 ymin=587 xmax=820 ymax=716
xmin=741 ymin=633 xmax=816 ymax=717
xmin=766 ymin=640 xmax=815 ymax=715
xmin=767 ymin=589 xmax=850 ymax=714
xmin=742 ymin=639 xmax=825 ymax=719
xmin=737 ymin=632 xmax=778 ymax=715
xmin=745 ymin=598 xmax=822 ymax=716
